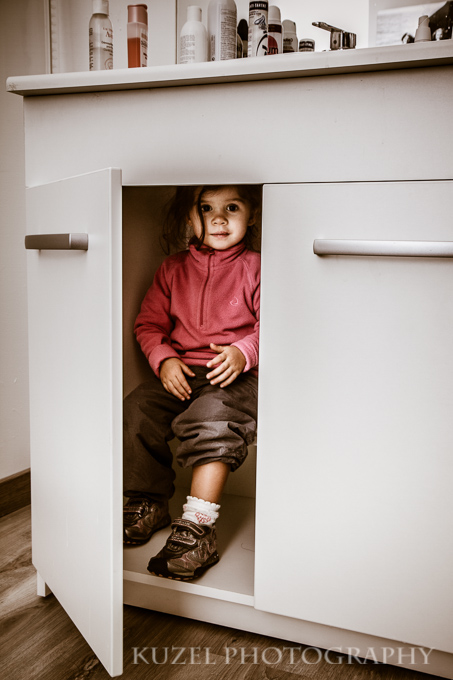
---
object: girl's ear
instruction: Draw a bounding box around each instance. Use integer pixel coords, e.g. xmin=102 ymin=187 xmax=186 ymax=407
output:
xmin=248 ymin=209 xmax=257 ymax=227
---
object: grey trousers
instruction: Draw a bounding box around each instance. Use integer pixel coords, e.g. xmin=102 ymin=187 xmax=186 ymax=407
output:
xmin=123 ymin=366 xmax=258 ymax=501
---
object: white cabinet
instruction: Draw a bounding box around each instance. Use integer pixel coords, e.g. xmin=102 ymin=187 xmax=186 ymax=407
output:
xmin=256 ymin=181 xmax=453 ymax=653
xmin=12 ymin=47 xmax=453 ymax=679
xmin=26 ymin=170 xmax=123 ymax=676
xmin=26 ymin=175 xmax=453 ymax=679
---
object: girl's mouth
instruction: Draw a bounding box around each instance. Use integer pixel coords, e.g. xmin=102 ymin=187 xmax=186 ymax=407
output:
xmin=211 ymin=232 xmax=229 ymax=237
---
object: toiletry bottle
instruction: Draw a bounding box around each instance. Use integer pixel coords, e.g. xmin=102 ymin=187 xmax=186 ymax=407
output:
xmin=414 ymin=15 xmax=431 ymax=42
xmin=238 ymin=19 xmax=248 ymax=57
xmin=299 ymin=38 xmax=315 ymax=52
xmin=268 ymin=6 xmax=282 ymax=54
xmin=237 ymin=31 xmax=243 ymax=57
xmin=282 ymin=19 xmax=297 ymax=53
xmin=179 ymin=6 xmax=208 ymax=64
xmin=208 ymin=0 xmax=237 ymax=61
xmin=127 ymin=4 xmax=148 ymax=68
xmin=248 ymin=1 xmax=268 ymax=57
xmin=89 ymin=0 xmax=113 ymax=71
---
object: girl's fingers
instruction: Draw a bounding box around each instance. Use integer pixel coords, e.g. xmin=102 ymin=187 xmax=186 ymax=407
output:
xmin=206 ymin=359 xmax=228 ymax=380
xmin=181 ymin=364 xmax=196 ymax=377
xmin=206 ymin=353 xmax=224 ymax=369
xmin=219 ymin=375 xmax=236 ymax=388
xmin=174 ymin=376 xmax=192 ymax=399
xmin=163 ymin=380 xmax=183 ymax=400
xmin=162 ymin=370 xmax=192 ymax=401
xmin=209 ymin=366 xmax=235 ymax=386
xmin=210 ymin=343 xmax=224 ymax=352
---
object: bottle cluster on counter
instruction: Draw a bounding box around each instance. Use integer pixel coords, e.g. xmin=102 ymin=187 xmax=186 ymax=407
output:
xmin=88 ymin=0 xmax=453 ymax=72
xmin=88 ymin=0 xmax=315 ymax=72
xmin=178 ymin=0 xmax=315 ymax=65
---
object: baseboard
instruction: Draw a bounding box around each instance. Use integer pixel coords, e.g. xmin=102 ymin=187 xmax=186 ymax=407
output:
xmin=0 ymin=469 xmax=31 ymax=518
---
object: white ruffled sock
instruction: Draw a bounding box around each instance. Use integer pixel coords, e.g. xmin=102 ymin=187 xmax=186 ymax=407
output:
xmin=182 ymin=495 xmax=220 ymax=527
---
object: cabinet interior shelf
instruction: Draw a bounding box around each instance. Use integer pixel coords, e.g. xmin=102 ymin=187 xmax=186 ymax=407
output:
xmin=123 ymin=487 xmax=255 ymax=606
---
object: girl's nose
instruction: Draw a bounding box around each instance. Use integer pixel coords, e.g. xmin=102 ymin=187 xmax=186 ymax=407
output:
xmin=212 ymin=210 xmax=227 ymax=224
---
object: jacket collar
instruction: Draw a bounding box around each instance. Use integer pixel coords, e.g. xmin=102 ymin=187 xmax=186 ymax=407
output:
xmin=188 ymin=241 xmax=247 ymax=268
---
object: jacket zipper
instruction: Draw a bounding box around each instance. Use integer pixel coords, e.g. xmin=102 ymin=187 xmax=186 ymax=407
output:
xmin=199 ymin=252 xmax=212 ymax=329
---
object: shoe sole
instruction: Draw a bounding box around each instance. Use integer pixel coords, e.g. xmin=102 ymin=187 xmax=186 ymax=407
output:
xmin=123 ymin=514 xmax=172 ymax=546
xmin=148 ymin=551 xmax=220 ymax=582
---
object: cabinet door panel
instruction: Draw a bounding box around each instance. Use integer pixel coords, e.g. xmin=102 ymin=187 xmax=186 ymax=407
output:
xmin=255 ymin=181 xmax=453 ymax=653
xmin=26 ymin=169 xmax=123 ymax=676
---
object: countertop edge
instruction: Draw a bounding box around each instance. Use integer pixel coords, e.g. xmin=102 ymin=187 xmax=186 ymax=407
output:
xmin=6 ymin=42 xmax=453 ymax=97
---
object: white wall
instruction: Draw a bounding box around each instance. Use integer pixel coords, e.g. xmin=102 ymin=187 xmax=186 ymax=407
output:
xmin=0 ymin=0 xmax=47 ymax=480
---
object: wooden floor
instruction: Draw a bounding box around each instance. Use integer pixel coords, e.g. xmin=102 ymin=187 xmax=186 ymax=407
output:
xmin=0 ymin=505 xmax=444 ymax=680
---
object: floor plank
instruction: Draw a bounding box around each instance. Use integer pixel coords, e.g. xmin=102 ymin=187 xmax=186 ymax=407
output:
xmin=0 ymin=506 xmax=446 ymax=680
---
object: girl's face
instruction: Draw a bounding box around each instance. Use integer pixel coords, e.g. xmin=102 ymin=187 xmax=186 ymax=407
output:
xmin=188 ymin=187 xmax=255 ymax=251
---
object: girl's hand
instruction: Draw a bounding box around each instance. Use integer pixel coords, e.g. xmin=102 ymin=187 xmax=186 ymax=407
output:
xmin=160 ymin=358 xmax=195 ymax=401
xmin=206 ymin=343 xmax=246 ymax=388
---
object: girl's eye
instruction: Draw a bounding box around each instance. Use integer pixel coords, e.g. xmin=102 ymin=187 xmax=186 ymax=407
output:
xmin=227 ymin=204 xmax=239 ymax=212
xmin=201 ymin=204 xmax=212 ymax=213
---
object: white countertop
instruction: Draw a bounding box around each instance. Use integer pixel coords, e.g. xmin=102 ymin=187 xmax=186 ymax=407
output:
xmin=7 ymin=41 xmax=453 ymax=97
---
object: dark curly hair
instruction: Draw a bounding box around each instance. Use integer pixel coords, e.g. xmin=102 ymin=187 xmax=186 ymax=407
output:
xmin=161 ymin=185 xmax=262 ymax=254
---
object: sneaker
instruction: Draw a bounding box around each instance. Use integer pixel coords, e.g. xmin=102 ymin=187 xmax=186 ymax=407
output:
xmin=123 ymin=498 xmax=171 ymax=545
xmin=147 ymin=518 xmax=219 ymax=581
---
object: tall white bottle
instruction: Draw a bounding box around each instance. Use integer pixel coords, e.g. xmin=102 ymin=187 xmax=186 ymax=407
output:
xmin=208 ymin=0 xmax=237 ymax=61
xmin=89 ymin=0 xmax=113 ymax=71
xmin=179 ymin=6 xmax=208 ymax=64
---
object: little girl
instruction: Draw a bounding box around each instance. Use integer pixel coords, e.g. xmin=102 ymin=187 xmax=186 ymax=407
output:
xmin=123 ymin=184 xmax=261 ymax=581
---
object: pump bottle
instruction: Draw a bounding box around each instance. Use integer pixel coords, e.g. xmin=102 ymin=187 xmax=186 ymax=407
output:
xmin=89 ymin=0 xmax=113 ymax=71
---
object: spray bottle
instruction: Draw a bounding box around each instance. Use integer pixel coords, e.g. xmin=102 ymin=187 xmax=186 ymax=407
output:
xmin=208 ymin=0 xmax=237 ymax=61
xmin=248 ymin=1 xmax=268 ymax=57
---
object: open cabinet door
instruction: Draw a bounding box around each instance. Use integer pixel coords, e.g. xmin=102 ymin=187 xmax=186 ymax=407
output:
xmin=26 ymin=169 xmax=123 ymax=676
xmin=256 ymin=181 xmax=453 ymax=653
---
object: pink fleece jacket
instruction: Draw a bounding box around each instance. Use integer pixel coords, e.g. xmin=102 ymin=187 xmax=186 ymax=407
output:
xmin=135 ymin=242 xmax=260 ymax=377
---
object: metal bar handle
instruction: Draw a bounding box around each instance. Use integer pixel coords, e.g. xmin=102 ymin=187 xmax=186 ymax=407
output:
xmin=25 ymin=233 xmax=89 ymax=251
xmin=313 ymin=239 xmax=453 ymax=258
